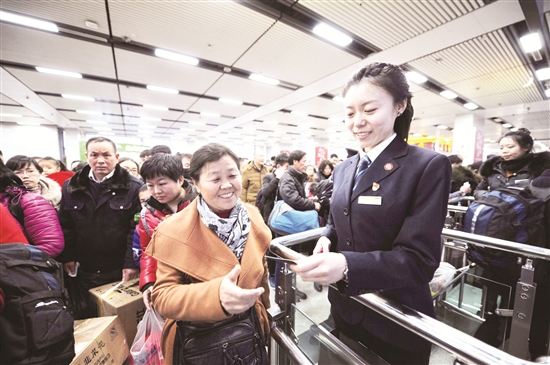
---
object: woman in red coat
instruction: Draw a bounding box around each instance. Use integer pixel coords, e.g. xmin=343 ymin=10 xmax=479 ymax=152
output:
xmin=138 ymin=153 xmax=197 ymax=309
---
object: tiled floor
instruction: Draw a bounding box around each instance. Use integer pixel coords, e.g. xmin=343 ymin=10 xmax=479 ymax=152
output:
xmin=269 ymin=274 xmax=456 ymax=364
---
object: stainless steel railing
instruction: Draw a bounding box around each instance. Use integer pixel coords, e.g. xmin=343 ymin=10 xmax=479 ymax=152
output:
xmin=269 ymin=228 xmax=550 ymax=365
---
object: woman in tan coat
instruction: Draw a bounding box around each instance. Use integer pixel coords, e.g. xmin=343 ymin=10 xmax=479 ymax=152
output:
xmin=146 ymin=143 xmax=271 ymax=364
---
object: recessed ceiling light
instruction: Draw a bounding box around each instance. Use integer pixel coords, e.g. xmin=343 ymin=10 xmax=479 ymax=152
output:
xmin=219 ymin=98 xmax=243 ymax=105
xmin=291 ymin=110 xmax=308 ymax=117
xmin=143 ymin=104 xmax=168 ymax=111
xmin=77 ymin=110 xmax=102 ymax=115
xmin=501 ymin=123 xmax=513 ymax=128
xmin=463 ymin=102 xmax=479 ymax=110
xmin=85 ymin=20 xmax=98 ymax=30
xmin=200 ymin=112 xmax=221 ymax=118
xmin=249 ymin=74 xmax=280 ymax=86
xmin=535 ymin=67 xmax=550 ymax=81
xmin=154 ymin=49 xmax=199 ymax=66
xmin=0 ymin=113 xmax=23 ymax=118
xmin=17 ymin=121 xmax=41 ymax=126
xmin=263 ymin=120 xmax=278 ymax=125
xmin=36 ymin=67 xmax=82 ymax=78
xmin=439 ymin=90 xmax=457 ymax=99
xmin=312 ymin=23 xmax=352 ymax=47
xmin=332 ymin=95 xmax=344 ymax=103
xmin=493 ymin=117 xmax=503 ymax=122
xmin=62 ymin=94 xmax=95 ymax=102
xmin=0 ymin=11 xmax=58 ymax=32
xmin=86 ymin=120 xmax=107 ymax=124
xmin=406 ymin=71 xmax=427 ymax=84
xmin=437 ymin=125 xmax=449 ymax=130
xmin=146 ymin=85 xmax=179 ymax=94
xmin=520 ymin=33 xmax=542 ymax=53
xmin=510 ymin=127 xmax=519 ymax=132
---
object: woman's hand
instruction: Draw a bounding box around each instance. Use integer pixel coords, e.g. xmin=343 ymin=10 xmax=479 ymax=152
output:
xmin=313 ymin=236 xmax=331 ymax=254
xmin=291 ymin=253 xmax=346 ymax=286
xmin=219 ymin=265 xmax=264 ymax=315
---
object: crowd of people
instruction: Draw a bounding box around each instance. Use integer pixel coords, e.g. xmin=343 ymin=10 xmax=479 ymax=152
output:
xmin=1 ymin=61 xmax=549 ymax=364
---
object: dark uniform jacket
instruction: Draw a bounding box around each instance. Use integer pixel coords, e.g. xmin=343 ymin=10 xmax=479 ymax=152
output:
xmin=324 ymin=137 xmax=451 ymax=352
xmin=58 ymin=164 xmax=143 ymax=273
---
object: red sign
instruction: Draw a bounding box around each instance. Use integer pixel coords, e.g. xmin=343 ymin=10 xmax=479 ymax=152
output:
xmin=315 ymin=146 xmax=328 ymax=166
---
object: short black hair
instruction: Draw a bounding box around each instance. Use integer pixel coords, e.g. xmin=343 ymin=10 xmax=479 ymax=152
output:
xmin=86 ymin=137 xmax=117 ymax=152
xmin=140 ymin=153 xmax=183 ymax=182
xmin=288 ymin=150 xmax=306 ymax=166
xmin=140 ymin=149 xmax=151 ymax=158
xmin=330 ymin=154 xmax=338 ymax=159
xmin=151 ymin=145 xmax=172 ymax=155
xmin=5 ymin=155 xmax=43 ymax=174
xmin=274 ymin=153 xmax=289 ymax=167
xmin=190 ymin=143 xmax=240 ymax=183
xmin=448 ymin=155 xmax=463 ymax=165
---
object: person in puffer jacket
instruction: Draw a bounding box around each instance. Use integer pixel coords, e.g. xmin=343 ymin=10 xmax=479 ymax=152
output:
xmin=0 ymin=160 xmax=64 ymax=258
xmin=138 ymin=153 xmax=197 ymax=310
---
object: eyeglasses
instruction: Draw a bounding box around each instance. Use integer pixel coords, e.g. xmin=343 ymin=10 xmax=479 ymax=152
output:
xmin=123 ymin=167 xmax=138 ymax=173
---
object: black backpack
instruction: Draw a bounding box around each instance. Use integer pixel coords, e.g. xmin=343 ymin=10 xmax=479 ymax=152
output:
xmin=0 ymin=243 xmax=75 ymax=365
xmin=255 ymin=185 xmax=276 ymax=224
xmin=463 ymin=187 xmax=546 ymax=269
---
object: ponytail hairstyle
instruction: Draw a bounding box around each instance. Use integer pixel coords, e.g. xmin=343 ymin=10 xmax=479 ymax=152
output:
xmin=499 ymin=128 xmax=534 ymax=154
xmin=342 ymin=62 xmax=413 ymax=141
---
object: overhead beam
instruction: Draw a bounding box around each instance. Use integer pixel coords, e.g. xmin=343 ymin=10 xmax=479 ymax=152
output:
xmin=204 ymin=0 xmax=525 ymax=137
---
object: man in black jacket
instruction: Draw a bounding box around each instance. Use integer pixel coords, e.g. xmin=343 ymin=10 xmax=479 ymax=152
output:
xmin=255 ymin=152 xmax=288 ymax=223
xmin=278 ymin=150 xmax=320 ymax=212
xmin=58 ymin=137 xmax=143 ymax=319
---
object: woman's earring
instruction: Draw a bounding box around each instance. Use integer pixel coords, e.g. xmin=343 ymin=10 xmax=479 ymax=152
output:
xmin=397 ymin=111 xmax=402 ymax=116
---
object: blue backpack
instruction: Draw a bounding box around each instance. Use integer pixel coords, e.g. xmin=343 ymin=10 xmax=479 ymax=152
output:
xmin=463 ymin=187 xmax=546 ymax=269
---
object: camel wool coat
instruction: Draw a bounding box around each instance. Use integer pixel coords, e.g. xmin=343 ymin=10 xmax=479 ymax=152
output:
xmin=146 ymin=199 xmax=271 ymax=365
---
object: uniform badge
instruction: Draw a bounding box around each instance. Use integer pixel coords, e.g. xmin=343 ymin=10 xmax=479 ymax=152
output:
xmin=372 ymin=182 xmax=380 ymax=191
xmin=384 ymin=163 xmax=393 ymax=171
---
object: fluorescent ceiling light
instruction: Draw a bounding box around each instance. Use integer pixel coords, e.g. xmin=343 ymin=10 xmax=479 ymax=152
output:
xmin=93 ymin=126 xmax=111 ymax=131
xmin=427 ymin=135 xmax=435 ymax=139
xmin=406 ymin=71 xmax=427 ymax=84
xmin=510 ymin=127 xmax=519 ymax=132
xmin=523 ymin=77 xmax=534 ymax=88
xmin=189 ymin=121 xmax=206 ymax=126
xmin=77 ymin=110 xmax=101 ymax=115
xmin=312 ymin=23 xmax=352 ymax=47
xmin=493 ymin=117 xmax=503 ymax=122
xmin=413 ymin=133 xmax=422 ymax=137
xmin=291 ymin=110 xmax=308 ymax=117
xmin=0 ymin=11 xmax=58 ymax=32
xmin=439 ymin=90 xmax=457 ymax=99
xmin=140 ymin=125 xmax=157 ymax=129
xmin=437 ymin=125 xmax=449 ymax=130
xmin=154 ymin=49 xmax=199 ymax=66
xmin=143 ymin=104 xmax=168 ymax=111
xmin=146 ymin=85 xmax=179 ymax=94
xmin=17 ymin=121 xmax=41 ymax=126
xmin=219 ymin=98 xmax=243 ymax=105
xmin=181 ymin=128 xmax=196 ymax=132
xmin=62 ymin=94 xmax=95 ymax=102
xmin=136 ymin=135 xmax=152 ymax=139
xmin=200 ymin=111 xmax=220 ymax=118
xmin=501 ymin=123 xmax=513 ymax=128
xmin=332 ymin=95 xmax=344 ymax=103
xmin=535 ymin=67 xmax=550 ymax=81
xmin=86 ymin=120 xmax=107 ymax=125
xmin=0 ymin=113 xmax=23 ymax=118
xmin=249 ymin=74 xmax=280 ymax=86
xmin=520 ymin=33 xmax=542 ymax=53
xmin=296 ymin=124 xmax=311 ymax=130
xmin=545 ymin=89 xmax=550 ymax=98
xmin=36 ymin=67 xmax=82 ymax=78
xmin=328 ymin=117 xmax=342 ymax=122
xmin=463 ymin=102 xmax=479 ymax=110
xmin=263 ymin=120 xmax=278 ymax=125
xmin=140 ymin=116 xmax=161 ymax=121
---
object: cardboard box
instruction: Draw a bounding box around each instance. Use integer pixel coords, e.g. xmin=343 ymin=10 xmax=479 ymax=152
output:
xmin=89 ymin=279 xmax=146 ymax=344
xmin=71 ymin=316 xmax=129 ymax=365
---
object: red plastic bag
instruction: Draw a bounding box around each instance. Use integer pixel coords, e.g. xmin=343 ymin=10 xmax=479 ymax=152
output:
xmin=130 ymin=308 xmax=165 ymax=365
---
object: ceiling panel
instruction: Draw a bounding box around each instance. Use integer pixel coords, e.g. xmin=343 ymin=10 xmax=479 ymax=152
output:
xmin=285 ymin=96 xmax=344 ymax=117
xmin=189 ymin=98 xmax=256 ymax=119
xmin=108 ymin=1 xmax=275 ymax=65
xmin=0 ymin=0 xmax=109 ymax=34
xmin=118 ymin=86 xmax=198 ymax=112
xmin=299 ymin=0 xmax=485 ymax=49
xmin=1 ymin=24 xmax=115 ymax=77
xmin=114 ymin=49 xmax=221 ymax=95
xmin=234 ymin=22 xmax=360 ymax=86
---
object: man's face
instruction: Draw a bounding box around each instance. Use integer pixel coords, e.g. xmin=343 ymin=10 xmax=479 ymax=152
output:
xmin=254 ymin=153 xmax=264 ymax=167
xmin=293 ymin=155 xmax=307 ymax=172
xmin=86 ymin=141 xmax=119 ymax=181
xmin=331 ymin=156 xmax=338 ymax=165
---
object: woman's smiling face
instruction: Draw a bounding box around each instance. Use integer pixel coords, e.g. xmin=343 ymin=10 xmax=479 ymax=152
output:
xmin=193 ymin=155 xmax=242 ymax=213
xmin=344 ymin=80 xmax=405 ymax=153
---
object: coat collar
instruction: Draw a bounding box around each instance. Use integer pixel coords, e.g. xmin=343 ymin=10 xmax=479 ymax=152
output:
xmin=67 ymin=164 xmax=132 ymax=194
xmin=146 ymin=199 xmax=270 ymax=289
xmin=350 ymin=138 xmax=408 ymax=201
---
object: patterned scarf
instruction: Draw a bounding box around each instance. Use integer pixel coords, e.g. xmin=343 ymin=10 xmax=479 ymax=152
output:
xmin=196 ymin=195 xmax=250 ymax=261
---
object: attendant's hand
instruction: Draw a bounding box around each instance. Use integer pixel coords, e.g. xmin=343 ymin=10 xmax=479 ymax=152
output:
xmin=64 ymin=262 xmax=76 ymax=276
xmin=291 ymin=253 xmax=346 ymax=286
xmin=313 ymin=236 xmax=331 ymax=254
xmin=122 ymin=268 xmax=139 ymax=281
xmin=143 ymin=287 xmax=153 ymax=310
xmin=220 ymin=265 xmax=264 ymax=315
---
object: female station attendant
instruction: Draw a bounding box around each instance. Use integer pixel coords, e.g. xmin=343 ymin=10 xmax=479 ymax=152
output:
xmin=292 ymin=63 xmax=452 ymax=365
